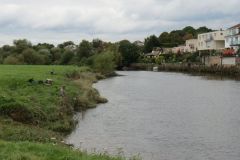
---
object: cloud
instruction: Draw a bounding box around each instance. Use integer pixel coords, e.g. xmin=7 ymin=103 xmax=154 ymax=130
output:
xmin=0 ymin=0 xmax=239 ymax=45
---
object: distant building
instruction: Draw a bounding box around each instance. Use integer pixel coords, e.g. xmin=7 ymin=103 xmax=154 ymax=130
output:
xmin=198 ymin=30 xmax=225 ymax=51
xmin=134 ymin=40 xmax=144 ymax=47
xmin=225 ymin=24 xmax=240 ymax=52
xmin=172 ymin=45 xmax=185 ymax=54
xmin=184 ymin=39 xmax=198 ymax=53
xmin=145 ymin=47 xmax=163 ymax=58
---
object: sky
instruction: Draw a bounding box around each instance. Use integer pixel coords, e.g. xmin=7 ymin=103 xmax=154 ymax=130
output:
xmin=0 ymin=0 xmax=239 ymax=45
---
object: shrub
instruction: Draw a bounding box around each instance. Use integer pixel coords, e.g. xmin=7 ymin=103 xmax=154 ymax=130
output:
xmin=93 ymin=51 xmax=116 ymax=75
xmin=3 ymin=56 xmax=21 ymax=65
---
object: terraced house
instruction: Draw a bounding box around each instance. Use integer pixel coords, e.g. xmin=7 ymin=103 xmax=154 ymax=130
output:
xmin=225 ymin=24 xmax=240 ymax=52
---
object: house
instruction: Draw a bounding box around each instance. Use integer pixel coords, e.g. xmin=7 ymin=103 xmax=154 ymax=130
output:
xmin=198 ymin=30 xmax=226 ymax=51
xmin=225 ymin=24 xmax=240 ymax=52
xmin=145 ymin=51 xmax=160 ymax=58
xmin=184 ymin=39 xmax=198 ymax=53
xmin=134 ymin=40 xmax=144 ymax=47
xmin=172 ymin=45 xmax=185 ymax=54
xmin=145 ymin=47 xmax=163 ymax=58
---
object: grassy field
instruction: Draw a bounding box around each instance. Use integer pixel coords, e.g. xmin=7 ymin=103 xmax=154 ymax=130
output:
xmin=0 ymin=65 xmax=107 ymax=142
xmin=0 ymin=140 xmax=125 ymax=160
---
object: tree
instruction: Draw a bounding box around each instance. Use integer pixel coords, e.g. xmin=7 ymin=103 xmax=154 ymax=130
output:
xmin=50 ymin=47 xmax=62 ymax=64
xmin=13 ymin=39 xmax=32 ymax=54
xmin=92 ymin=39 xmax=103 ymax=49
xmin=183 ymin=26 xmax=196 ymax=36
xmin=58 ymin=41 xmax=75 ymax=49
xmin=144 ymin=35 xmax=161 ymax=53
xmin=33 ymin=43 xmax=54 ymax=51
xmin=38 ymin=49 xmax=52 ymax=64
xmin=60 ymin=50 xmax=74 ymax=65
xmin=22 ymin=48 xmax=44 ymax=64
xmin=119 ymin=40 xmax=140 ymax=66
xmin=77 ymin=40 xmax=92 ymax=59
xmin=196 ymin=26 xmax=213 ymax=34
xmin=3 ymin=56 xmax=21 ymax=65
xmin=169 ymin=32 xmax=184 ymax=46
xmin=93 ymin=52 xmax=115 ymax=75
xmin=159 ymin=32 xmax=170 ymax=43
xmin=183 ymin=33 xmax=194 ymax=41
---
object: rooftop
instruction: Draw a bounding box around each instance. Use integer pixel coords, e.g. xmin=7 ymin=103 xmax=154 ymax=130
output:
xmin=228 ymin=24 xmax=240 ymax=29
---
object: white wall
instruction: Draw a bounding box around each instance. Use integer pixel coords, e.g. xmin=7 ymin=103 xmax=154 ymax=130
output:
xmin=222 ymin=57 xmax=236 ymax=65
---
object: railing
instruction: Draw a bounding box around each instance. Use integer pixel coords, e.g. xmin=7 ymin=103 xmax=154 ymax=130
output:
xmin=229 ymin=40 xmax=240 ymax=46
xmin=227 ymin=29 xmax=240 ymax=36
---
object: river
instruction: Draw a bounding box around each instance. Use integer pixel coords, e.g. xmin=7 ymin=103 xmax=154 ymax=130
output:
xmin=66 ymin=71 xmax=240 ymax=160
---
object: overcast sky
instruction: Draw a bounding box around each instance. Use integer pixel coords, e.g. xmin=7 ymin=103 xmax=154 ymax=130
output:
xmin=0 ymin=0 xmax=239 ymax=45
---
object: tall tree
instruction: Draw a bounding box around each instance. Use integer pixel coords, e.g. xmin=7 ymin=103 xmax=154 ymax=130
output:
xmin=77 ymin=40 xmax=92 ymax=59
xmin=119 ymin=40 xmax=140 ymax=66
xmin=144 ymin=35 xmax=161 ymax=53
xmin=13 ymin=39 xmax=32 ymax=54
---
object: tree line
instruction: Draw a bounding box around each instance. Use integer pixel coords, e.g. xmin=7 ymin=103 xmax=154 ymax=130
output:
xmin=0 ymin=39 xmax=142 ymax=72
xmin=0 ymin=26 xmax=213 ymax=69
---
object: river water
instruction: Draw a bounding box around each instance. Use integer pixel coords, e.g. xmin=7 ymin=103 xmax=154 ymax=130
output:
xmin=66 ymin=71 xmax=240 ymax=160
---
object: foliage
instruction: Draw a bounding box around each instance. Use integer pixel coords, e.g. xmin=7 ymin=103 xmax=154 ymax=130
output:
xmin=3 ymin=56 xmax=21 ymax=64
xmin=119 ymin=40 xmax=140 ymax=66
xmin=159 ymin=26 xmax=213 ymax=48
xmin=77 ymin=40 xmax=93 ymax=59
xmin=13 ymin=39 xmax=32 ymax=54
xmin=144 ymin=35 xmax=161 ymax=53
xmin=60 ymin=49 xmax=75 ymax=65
xmin=0 ymin=26 xmax=213 ymax=67
xmin=155 ymin=56 xmax=165 ymax=65
xmin=22 ymin=48 xmax=44 ymax=64
xmin=92 ymin=51 xmax=116 ymax=75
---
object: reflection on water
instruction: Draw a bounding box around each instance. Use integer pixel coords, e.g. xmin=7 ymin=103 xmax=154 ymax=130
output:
xmin=66 ymin=71 xmax=240 ymax=160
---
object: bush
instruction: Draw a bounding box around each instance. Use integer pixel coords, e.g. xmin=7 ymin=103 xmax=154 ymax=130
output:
xmin=93 ymin=51 xmax=116 ymax=75
xmin=3 ymin=56 xmax=21 ymax=65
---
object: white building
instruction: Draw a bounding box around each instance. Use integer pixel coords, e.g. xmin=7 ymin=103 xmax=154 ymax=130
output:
xmin=225 ymin=24 xmax=240 ymax=51
xmin=184 ymin=39 xmax=198 ymax=53
xmin=198 ymin=30 xmax=225 ymax=51
xmin=172 ymin=45 xmax=185 ymax=54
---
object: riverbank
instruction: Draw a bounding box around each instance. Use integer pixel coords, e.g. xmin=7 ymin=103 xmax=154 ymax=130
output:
xmin=0 ymin=65 xmax=130 ymax=160
xmin=128 ymin=63 xmax=240 ymax=79
xmin=0 ymin=140 xmax=125 ymax=160
xmin=0 ymin=65 xmax=109 ymax=142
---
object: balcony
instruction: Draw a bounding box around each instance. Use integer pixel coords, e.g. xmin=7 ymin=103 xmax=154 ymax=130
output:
xmin=229 ymin=40 xmax=240 ymax=46
xmin=226 ymin=28 xmax=240 ymax=37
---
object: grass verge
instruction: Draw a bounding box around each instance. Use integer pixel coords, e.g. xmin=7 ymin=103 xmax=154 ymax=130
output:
xmin=0 ymin=140 xmax=125 ymax=160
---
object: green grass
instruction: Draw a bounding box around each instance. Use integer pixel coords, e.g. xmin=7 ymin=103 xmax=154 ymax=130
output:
xmin=0 ymin=65 xmax=106 ymax=141
xmin=0 ymin=140 xmax=124 ymax=160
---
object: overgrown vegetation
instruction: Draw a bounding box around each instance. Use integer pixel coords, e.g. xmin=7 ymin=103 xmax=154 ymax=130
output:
xmin=0 ymin=65 xmax=108 ymax=141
